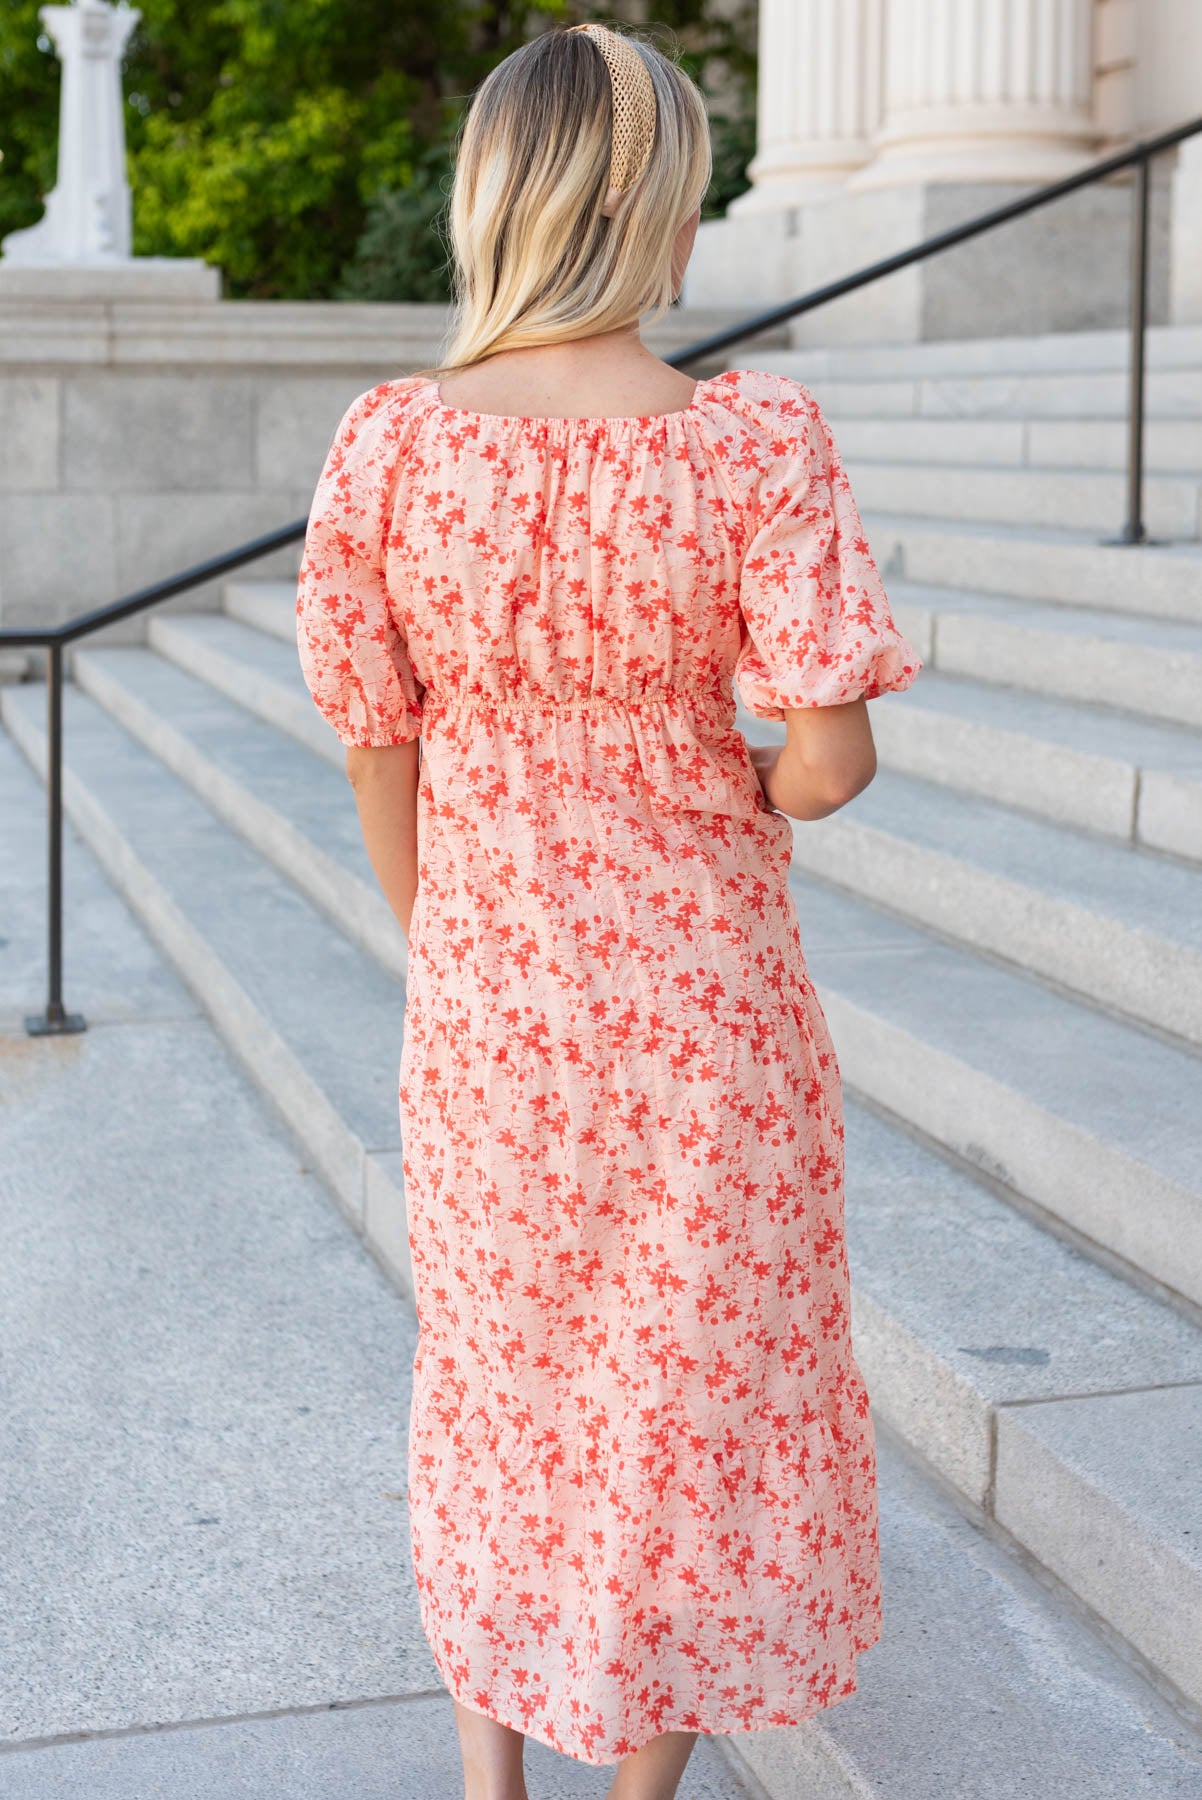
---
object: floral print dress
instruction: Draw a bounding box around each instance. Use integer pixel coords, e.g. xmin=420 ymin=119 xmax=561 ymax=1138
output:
xmin=296 ymin=365 xmax=923 ymax=1766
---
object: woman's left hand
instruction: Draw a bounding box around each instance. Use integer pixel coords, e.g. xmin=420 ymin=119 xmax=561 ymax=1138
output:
xmin=746 ymin=741 xmax=783 ymax=806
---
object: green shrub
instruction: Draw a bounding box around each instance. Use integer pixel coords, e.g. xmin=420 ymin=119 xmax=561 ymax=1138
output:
xmin=0 ymin=1 xmax=757 ymax=300
xmin=335 ymin=143 xmax=454 ymax=304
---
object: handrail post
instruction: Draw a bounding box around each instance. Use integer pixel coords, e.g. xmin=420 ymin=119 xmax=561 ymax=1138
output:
xmin=1113 ymin=150 xmax=1151 ymax=545
xmin=26 ymin=642 xmax=86 ymax=1036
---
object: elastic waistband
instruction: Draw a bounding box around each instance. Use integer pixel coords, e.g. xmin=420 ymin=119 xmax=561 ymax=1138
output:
xmin=421 ymin=683 xmax=732 ymax=717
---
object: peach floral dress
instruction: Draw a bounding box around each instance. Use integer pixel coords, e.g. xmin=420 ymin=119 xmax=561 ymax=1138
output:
xmin=296 ymin=365 xmax=923 ymax=1766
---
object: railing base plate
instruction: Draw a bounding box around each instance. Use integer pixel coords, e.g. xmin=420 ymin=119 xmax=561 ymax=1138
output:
xmin=25 ymin=1010 xmax=87 ymax=1037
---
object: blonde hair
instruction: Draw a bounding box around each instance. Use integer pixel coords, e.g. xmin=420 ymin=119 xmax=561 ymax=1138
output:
xmin=426 ymin=24 xmax=712 ymax=377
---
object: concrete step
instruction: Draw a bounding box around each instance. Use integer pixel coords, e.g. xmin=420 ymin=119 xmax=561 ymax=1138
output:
xmin=72 ymin=644 xmax=407 ymax=983
xmin=146 ymin=609 xmax=338 ymax=765
xmin=743 ymin=674 xmax=1202 ymax=862
xmin=736 ymin=327 xmax=1202 ymax=429
xmin=864 ymin=671 xmax=1202 ymax=860
xmin=994 ymin=1385 xmax=1202 ymax=1729
xmin=836 ymin=414 xmax=1202 ymax=474
xmin=864 ymin=516 xmax=1202 ymax=627
xmin=888 ymin=581 xmax=1202 ymax=727
xmin=728 ymin=1433 xmax=1202 ymax=1800
xmin=841 ymin=1106 xmax=1202 ymax=1717
xmin=789 ymin=870 xmax=1202 ymax=1311
xmin=223 ymin=576 xmax=298 ymax=641
xmin=759 ymin=365 xmax=1202 ymax=422
xmin=743 ymin=322 xmax=1202 ymax=382
xmin=0 ymin=680 xmax=415 ymax=1300
xmin=847 ymin=1065 xmax=1202 ymax=1457
xmin=7 ymin=670 xmax=1202 ymax=1732
xmin=784 ymin=763 xmax=1202 ymax=1047
xmin=851 ymin=459 xmax=1200 ymax=538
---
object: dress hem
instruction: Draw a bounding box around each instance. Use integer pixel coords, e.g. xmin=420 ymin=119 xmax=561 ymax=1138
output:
xmin=424 ymin=1620 xmax=883 ymax=1769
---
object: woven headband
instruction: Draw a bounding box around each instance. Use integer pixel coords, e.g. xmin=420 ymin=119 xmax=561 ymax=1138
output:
xmin=569 ymin=23 xmax=657 ymax=215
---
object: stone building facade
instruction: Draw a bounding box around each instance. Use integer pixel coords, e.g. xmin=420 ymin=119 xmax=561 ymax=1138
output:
xmin=683 ymin=0 xmax=1202 ymax=341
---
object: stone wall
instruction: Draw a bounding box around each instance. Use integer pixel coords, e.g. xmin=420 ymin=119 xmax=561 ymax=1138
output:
xmin=684 ymin=162 xmax=1176 ymax=345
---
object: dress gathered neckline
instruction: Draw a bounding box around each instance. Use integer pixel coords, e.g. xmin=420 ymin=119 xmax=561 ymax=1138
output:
xmin=420 ymin=370 xmax=725 ymax=428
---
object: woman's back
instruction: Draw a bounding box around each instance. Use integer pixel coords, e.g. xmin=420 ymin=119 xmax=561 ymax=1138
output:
xmin=297 ymin=363 xmax=917 ymax=1038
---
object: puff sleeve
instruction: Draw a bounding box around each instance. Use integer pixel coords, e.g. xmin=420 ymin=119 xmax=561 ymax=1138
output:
xmin=296 ymin=384 xmax=425 ymax=747
xmin=733 ymin=380 xmax=922 ymax=718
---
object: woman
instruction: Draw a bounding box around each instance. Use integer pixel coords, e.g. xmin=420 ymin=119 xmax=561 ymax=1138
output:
xmin=297 ymin=21 xmax=922 ymax=1800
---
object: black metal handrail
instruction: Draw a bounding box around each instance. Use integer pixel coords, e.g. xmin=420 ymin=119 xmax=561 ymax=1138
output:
xmin=4 ymin=110 xmax=1201 ymax=1034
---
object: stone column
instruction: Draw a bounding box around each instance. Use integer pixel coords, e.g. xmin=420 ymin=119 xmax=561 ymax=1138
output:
xmin=2 ymin=0 xmax=140 ymax=265
xmin=729 ymin=0 xmax=884 ymax=212
xmin=849 ymin=0 xmax=1098 ymax=189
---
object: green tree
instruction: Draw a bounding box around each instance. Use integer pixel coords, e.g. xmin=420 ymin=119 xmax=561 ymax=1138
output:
xmin=0 ymin=1 xmax=757 ymax=302
xmin=336 ymin=143 xmax=455 ymax=304
xmin=339 ymin=2 xmax=757 ymax=303
xmin=0 ymin=1 xmax=66 ymax=246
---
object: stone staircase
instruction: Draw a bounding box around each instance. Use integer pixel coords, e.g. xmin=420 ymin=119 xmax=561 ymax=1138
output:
xmin=4 ymin=321 xmax=1202 ymax=1798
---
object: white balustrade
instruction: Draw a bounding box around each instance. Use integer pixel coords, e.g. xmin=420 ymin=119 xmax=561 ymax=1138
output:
xmin=2 ymin=0 xmax=141 ymax=267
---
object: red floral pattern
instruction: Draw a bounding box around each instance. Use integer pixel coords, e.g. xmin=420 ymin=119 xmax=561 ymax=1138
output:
xmin=296 ymin=367 xmax=923 ymax=1766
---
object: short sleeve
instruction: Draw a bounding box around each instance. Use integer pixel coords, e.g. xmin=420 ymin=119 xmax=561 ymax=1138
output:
xmin=733 ymin=380 xmax=923 ymax=718
xmin=296 ymin=384 xmax=424 ymax=748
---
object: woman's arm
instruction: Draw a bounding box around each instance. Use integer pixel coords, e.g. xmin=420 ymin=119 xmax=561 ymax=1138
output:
xmin=345 ymin=741 xmax=422 ymax=935
xmin=746 ymin=697 xmax=877 ymax=821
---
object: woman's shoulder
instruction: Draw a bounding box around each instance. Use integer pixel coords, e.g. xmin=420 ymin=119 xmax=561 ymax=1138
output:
xmin=317 ymin=376 xmax=438 ymax=495
xmin=695 ymin=366 xmax=830 ymax=499
xmin=701 ymin=365 xmax=819 ymax=431
xmin=330 ymin=374 xmax=435 ymax=444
